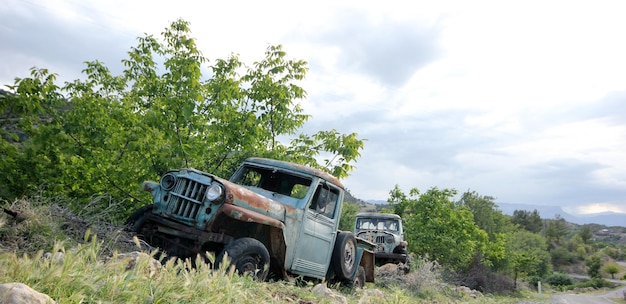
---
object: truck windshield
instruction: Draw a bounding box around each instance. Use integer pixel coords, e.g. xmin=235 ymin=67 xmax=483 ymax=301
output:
xmin=231 ymin=165 xmax=312 ymax=199
xmin=356 ymin=218 xmax=400 ymax=232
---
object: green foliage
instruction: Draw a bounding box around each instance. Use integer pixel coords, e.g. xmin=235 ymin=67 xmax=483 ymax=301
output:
xmin=585 ymin=254 xmax=603 ymax=278
xmin=0 ymin=19 xmax=364 ymax=220
xmin=544 ymin=214 xmax=569 ymax=245
xmin=578 ymin=225 xmax=593 ymax=244
xmin=506 ymin=230 xmax=551 ymax=285
xmin=550 ymin=247 xmax=575 ymax=266
xmin=510 ymin=209 xmax=543 ymax=233
xmin=457 ymin=191 xmax=513 ymax=238
xmin=388 ymin=186 xmax=495 ymax=271
xmin=544 ymin=272 xmax=573 ymax=287
xmin=603 ymin=262 xmax=620 ymax=279
xmin=338 ymin=202 xmax=358 ymax=232
xmin=570 ymin=277 xmax=612 ymax=290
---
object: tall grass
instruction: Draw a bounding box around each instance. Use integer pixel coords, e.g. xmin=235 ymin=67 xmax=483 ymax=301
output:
xmin=0 ymin=196 xmax=537 ymax=303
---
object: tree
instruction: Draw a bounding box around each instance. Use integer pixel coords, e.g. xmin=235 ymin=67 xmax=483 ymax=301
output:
xmin=603 ymin=262 xmax=620 ymax=279
xmin=390 ymin=186 xmax=494 ymax=271
xmin=585 ymin=254 xmax=602 ymax=279
xmin=511 ymin=209 xmax=543 ymax=233
xmin=457 ymin=191 xmax=513 ymax=238
xmin=578 ymin=225 xmax=593 ymax=244
xmin=506 ymin=230 xmax=551 ymax=288
xmin=544 ymin=214 xmax=569 ymax=245
xmin=0 ymin=19 xmax=365 ymax=220
xmin=338 ymin=202 xmax=359 ymax=232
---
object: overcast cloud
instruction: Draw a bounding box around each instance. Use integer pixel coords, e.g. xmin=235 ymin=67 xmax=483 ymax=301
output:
xmin=2 ymin=0 xmax=625 ymax=215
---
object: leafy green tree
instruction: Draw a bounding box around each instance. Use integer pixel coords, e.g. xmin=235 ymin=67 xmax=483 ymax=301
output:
xmin=585 ymin=254 xmax=602 ymax=278
xmin=511 ymin=209 xmax=543 ymax=233
xmin=386 ymin=184 xmax=417 ymax=216
xmin=0 ymin=69 xmax=64 ymax=199
xmin=0 ymin=19 xmax=365 ymax=220
xmin=338 ymin=202 xmax=359 ymax=232
xmin=457 ymin=191 xmax=514 ymax=237
xmin=506 ymin=230 xmax=551 ymax=288
xmin=457 ymin=191 xmax=511 ymax=270
xmin=603 ymin=262 xmax=620 ymax=279
xmin=578 ymin=225 xmax=593 ymax=244
xmin=390 ymin=186 xmax=494 ymax=271
xmin=545 ymin=214 xmax=569 ymax=245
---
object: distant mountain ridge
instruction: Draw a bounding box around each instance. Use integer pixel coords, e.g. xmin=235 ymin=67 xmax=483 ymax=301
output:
xmin=495 ymin=203 xmax=626 ymax=227
xmin=365 ymin=199 xmax=626 ymax=227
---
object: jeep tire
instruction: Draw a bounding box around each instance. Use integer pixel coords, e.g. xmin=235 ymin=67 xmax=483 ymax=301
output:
xmin=331 ymin=232 xmax=357 ymax=280
xmin=216 ymin=238 xmax=270 ymax=281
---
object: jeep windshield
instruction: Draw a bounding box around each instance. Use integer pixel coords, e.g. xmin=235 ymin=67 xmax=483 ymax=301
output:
xmin=355 ymin=217 xmax=400 ymax=233
xmin=231 ymin=165 xmax=312 ymax=202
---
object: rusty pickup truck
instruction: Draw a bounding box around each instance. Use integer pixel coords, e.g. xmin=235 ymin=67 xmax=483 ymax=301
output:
xmin=126 ymin=157 xmax=374 ymax=287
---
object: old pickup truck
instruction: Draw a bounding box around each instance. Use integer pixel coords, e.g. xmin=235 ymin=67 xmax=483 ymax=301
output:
xmin=354 ymin=212 xmax=409 ymax=271
xmin=126 ymin=157 xmax=374 ymax=287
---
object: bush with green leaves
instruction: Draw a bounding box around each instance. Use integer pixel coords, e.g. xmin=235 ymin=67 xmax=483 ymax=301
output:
xmin=544 ymin=272 xmax=573 ymax=287
xmin=0 ymin=19 xmax=364 ymax=221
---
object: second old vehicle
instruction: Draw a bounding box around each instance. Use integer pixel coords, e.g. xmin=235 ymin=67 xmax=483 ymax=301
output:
xmin=126 ymin=158 xmax=375 ymax=287
xmin=354 ymin=212 xmax=409 ymax=270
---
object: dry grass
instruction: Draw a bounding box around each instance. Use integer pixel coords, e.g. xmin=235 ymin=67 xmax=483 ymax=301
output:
xmin=0 ymin=196 xmax=535 ymax=303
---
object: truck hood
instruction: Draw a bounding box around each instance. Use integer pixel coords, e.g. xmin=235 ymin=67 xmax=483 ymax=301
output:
xmin=219 ymin=178 xmax=296 ymax=223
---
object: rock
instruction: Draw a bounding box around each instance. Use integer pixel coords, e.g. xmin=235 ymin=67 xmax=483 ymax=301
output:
xmin=0 ymin=282 xmax=55 ymax=304
xmin=311 ymin=284 xmax=347 ymax=304
xmin=42 ymin=252 xmax=65 ymax=264
xmin=115 ymin=251 xmax=162 ymax=277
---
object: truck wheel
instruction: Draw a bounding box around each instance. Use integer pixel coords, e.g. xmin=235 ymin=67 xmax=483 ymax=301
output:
xmin=332 ymin=232 xmax=357 ymax=280
xmin=124 ymin=204 xmax=153 ymax=233
xmin=216 ymin=238 xmax=270 ymax=281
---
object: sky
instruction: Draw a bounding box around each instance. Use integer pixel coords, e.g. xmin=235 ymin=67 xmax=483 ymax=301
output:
xmin=2 ymin=0 xmax=626 ymax=216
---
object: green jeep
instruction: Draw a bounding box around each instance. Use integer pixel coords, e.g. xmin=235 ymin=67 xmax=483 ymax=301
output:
xmin=126 ymin=158 xmax=374 ymax=286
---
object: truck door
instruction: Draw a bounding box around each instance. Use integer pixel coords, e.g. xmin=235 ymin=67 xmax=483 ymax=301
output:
xmin=291 ymin=182 xmax=341 ymax=278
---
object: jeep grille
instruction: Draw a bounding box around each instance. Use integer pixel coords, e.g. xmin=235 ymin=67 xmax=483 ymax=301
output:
xmin=166 ymin=177 xmax=208 ymax=220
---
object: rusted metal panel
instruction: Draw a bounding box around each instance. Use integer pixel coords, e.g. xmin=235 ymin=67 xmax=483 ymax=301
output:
xmin=360 ymin=249 xmax=376 ymax=282
xmin=220 ymin=204 xmax=285 ymax=229
xmin=221 ymin=179 xmax=298 ymax=221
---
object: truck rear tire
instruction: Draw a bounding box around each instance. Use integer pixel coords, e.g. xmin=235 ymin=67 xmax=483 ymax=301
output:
xmin=216 ymin=238 xmax=270 ymax=281
xmin=331 ymin=232 xmax=357 ymax=280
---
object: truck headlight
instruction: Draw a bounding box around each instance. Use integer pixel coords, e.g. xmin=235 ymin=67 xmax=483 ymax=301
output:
xmin=206 ymin=184 xmax=224 ymax=202
xmin=160 ymin=173 xmax=177 ymax=191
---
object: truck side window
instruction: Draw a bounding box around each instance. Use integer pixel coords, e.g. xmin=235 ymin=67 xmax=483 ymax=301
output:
xmin=310 ymin=184 xmax=339 ymax=219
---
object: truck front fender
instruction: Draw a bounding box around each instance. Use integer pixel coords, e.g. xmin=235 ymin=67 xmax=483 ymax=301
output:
xmin=221 ymin=204 xmax=285 ymax=230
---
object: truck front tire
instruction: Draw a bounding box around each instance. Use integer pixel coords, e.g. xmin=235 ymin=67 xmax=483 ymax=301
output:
xmin=124 ymin=204 xmax=153 ymax=233
xmin=216 ymin=238 xmax=270 ymax=281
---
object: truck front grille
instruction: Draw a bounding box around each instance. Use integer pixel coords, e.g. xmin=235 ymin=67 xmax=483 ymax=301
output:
xmin=375 ymin=236 xmax=386 ymax=243
xmin=166 ymin=177 xmax=208 ymax=220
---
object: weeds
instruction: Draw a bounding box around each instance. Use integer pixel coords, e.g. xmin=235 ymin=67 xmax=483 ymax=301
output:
xmin=0 ymin=196 xmax=529 ymax=303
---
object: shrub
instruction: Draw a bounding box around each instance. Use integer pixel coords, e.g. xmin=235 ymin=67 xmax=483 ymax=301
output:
xmin=545 ymin=272 xmax=573 ymax=287
xmin=550 ymin=247 xmax=574 ymax=265
xmin=575 ymin=278 xmax=612 ymax=289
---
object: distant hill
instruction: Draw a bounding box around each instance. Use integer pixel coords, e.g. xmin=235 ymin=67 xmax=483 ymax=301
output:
xmin=362 ymin=199 xmax=626 ymax=227
xmin=495 ymin=203 xmax=626 ymax=227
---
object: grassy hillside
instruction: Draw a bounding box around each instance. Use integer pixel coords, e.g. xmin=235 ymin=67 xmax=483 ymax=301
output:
xmin=0 ymin=196 xmax=541 ymax=303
